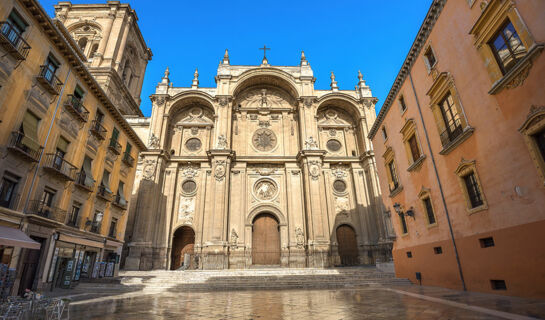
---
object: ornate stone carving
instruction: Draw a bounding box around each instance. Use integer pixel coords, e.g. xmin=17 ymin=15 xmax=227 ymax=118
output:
xmin=308 ymin=161 xmax=321 ymax=180
xmin=291 ymin=170 xmax=300 ymax=175
xmin=252 ymin=128 xmax=277 ymax=152
xmin=254 ymin=179 xmax=277 ymax=201
xmin=230 ymin=228 xmax=238 ymax=248
xmin=304 ymin=136 xmax=318 ymax=150
xmin=216 ymin=134 xmax=228 ymax=149
xmin=214 ymin=160 xmax=226 ymax=181
xmin=256 ymin=165 xmax=278 ymax=176
xmin=505 ymin=62 xmax=532 ymax=90
xmin=178 ymin=196 xmax=195 ymax=224
xmin=191 ymin=127 xmax=199 ymax=135
xmin=329 ymin=129 xmax=337 ymax=136
xmin=182 ymin=166 xmax=199 ymax=178
xmin=295 ymin=227 xmax=305 ymax=248
xmin=258 ymin=120 xmax=270 ymax=128
xmin=303 ymin=97 xmax=314 ymax=108
xmin=148 ymin=133 xmax=160 ymax=149
xmin=218 ymin=96 xmax=229 ymax=107
xmin=335 ymin=196 xmax=350 ymax=216
xmin=142 ymin=159 xmax=156 ymax=181
xmin=331 ymin=167 xmax=348 ymax=179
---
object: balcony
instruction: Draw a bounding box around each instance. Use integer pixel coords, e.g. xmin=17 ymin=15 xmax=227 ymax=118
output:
xmin=90 ymin=120 xmax=107 ymax=140
xmin=122 ymin=152 xmax=135 ymax=167
xmin=42 ymin=154 xmax=77 ymax=181
xmin=439 ymin=124 xmax=464 ymax=147
xmin=112 ymin=194 xmax=127 ymax=210
xmin=27 ymin=200 xmax=67 ymax=224
xmin=90 ymin=222 xmax=102 ymax=234
xmin=36 ymin=65 xmax=63 ymax=95
xmin=97 ymin=185 xmax=113 ymax=202
xmin=6 ymin=131 xmax=42 ymax=162
xmin=0 ymin=21 xmax=31 ymax=60
xmin=64 ymin=95 xmax=90 ymax=122
xmin=108 ymin=139 xmax=122 ymax=155
xmin=75 ymin=171 xmax=95 ymax=192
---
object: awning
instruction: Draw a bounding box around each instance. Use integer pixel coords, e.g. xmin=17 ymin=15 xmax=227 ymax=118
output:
xmin=59 ymin=234 xmax=104 ymax=248
xmin=0 ymin=226 xmax=41 ymax=250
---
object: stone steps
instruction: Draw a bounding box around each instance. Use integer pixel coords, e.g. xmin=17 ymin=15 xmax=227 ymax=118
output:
xmin=72 ymin=267 xmax=411 ymax=292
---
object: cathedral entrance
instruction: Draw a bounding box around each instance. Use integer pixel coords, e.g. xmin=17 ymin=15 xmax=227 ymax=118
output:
xmin=252 ymin=213 xmax=280 ymax=265
xmin=171 ymin=226 xmax=195 ymax=270
xmin=336 ymin=225 xmax=359 ymax=266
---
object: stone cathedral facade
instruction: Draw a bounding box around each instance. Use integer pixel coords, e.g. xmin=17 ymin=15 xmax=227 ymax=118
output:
xmin=124 ymin=52 xmax=395 ymax=270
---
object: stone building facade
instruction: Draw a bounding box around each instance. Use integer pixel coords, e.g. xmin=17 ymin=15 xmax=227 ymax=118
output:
xmin=124 ymin=53 xmax=395 ymax=270
xmin=369 ymin=0 xmax=545 ymax=298
xmin=0 ymin=0 xmax=149 ymax=294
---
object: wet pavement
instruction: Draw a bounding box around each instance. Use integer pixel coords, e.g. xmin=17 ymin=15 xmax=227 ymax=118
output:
xmin=65 ymin=286 xmax=545 ymax=320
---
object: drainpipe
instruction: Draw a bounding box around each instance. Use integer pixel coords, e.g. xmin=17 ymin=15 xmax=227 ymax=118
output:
xmin=407 ymin=71 xmax=466 ymax=291
xmin=23 ymin=68 xmax=72 ymax=214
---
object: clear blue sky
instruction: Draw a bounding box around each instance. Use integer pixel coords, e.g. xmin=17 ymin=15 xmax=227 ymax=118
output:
xmin=40 ymin=0 xmax=433 ymax=117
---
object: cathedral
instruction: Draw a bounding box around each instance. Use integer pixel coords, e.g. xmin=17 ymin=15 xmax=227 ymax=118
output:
xmin=123 ymin=51 xmax=395 ymax=270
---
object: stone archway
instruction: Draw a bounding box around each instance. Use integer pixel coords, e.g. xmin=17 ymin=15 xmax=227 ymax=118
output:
xmin=171 ymin=226 xmax=195 ymax=270
xmin=252 ymin=213 xmax=281 ymax=265
xmin=336 ymin=224 xmax=359 ymax=266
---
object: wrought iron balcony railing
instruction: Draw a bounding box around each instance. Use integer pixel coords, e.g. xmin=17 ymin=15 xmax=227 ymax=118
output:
xmin=64 ymin=95 xmax=90 ymax=122
xmin=108 ymin=139 xmax=122 ymax=155
xmin=97 ymin=185 xmax=113 ymax=202
xmin=7 ymin=131 xmax=42 ymax=162
xmin=90 ymin=120 xmax=107 ymax=140
xmin=36 ymin=65 xmax=63 ymax=95
xmin=112 ymin=194 xmax=127 ymax=210
xmin=42 ymin=153 xmax=77 ymax=181
xmin=0 ymin=21 xmax=31 ymax=60
xmin=27 ymin=200 xmax=67 ymax=224
xmin=439 ymin=122 xmax=464 ymax=147
xmin=75 ymin=171 xmax=95 ymax=192
xmin=122 ymin=152 xmax=135 ymax=167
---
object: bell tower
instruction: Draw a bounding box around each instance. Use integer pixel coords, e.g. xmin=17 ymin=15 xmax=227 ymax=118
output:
xmin=54 ymin=1 xmax=152 ymax=115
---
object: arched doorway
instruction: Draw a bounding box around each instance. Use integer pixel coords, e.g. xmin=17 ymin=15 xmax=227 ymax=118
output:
xmin=336 ymin=224 xmax=359 ymax=266
xmin=252 ymin=213 xmax=280 ymax=265
xmin=171 ymin=226 xmax=195 ymax=270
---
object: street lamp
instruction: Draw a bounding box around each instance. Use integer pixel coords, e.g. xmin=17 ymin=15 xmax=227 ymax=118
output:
xmin=393 ymin=202 xmax=415 ymax=220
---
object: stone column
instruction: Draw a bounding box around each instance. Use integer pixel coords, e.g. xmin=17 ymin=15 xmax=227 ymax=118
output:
xmin=200 ymin=149 xmax=235 ymax=269
xmin=297 ymin=150 xmax=330 ymax=267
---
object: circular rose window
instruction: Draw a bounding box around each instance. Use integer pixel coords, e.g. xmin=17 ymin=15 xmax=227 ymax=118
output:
xmin=333 ymin=180 xmax=347 ymax=193
xmin=185 ymin=138 xmax=202 ymax=151
xmin=252 ymin=128 xmax=277 ymax=152
xmin=327 ymin=139 xmax=342 ymax=152
xmin=182 ymin=180 xmax=197 ymax=194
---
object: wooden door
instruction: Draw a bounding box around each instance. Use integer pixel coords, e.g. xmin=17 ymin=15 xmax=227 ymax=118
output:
xmin=171 ymin=227 xmax=195 ymax=270
xmin=18 ymin=248 xmax=41 ymax=294
xmin=336 ymin=225 xmax=359 ymax=266
xmin=252 ymin=213 xmax=280 ymax=265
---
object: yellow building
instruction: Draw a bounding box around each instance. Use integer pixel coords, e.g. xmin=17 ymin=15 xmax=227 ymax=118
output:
xmin=0 ymin=0 xmax=149 ymax=294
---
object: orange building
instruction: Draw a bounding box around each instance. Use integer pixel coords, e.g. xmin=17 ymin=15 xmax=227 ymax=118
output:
xmin=369 ymin=0 xmax=545 ymax=298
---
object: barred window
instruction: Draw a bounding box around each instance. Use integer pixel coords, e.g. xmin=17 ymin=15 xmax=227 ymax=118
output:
xmin=463 ymin=173 xmax=484 ymax=208
xmin=423 ymin=197 xmax=436 ymax=225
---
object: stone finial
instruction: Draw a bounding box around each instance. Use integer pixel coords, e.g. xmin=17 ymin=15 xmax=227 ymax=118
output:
xmin=300 ymin=50 xmax=308 ymax=66
xmin=330 ymin=71 xmax=338 ymax=91
xmin=358 ymin=70 xmax=363 ymax=81
xmin=357 ymin=70 xmax=366 ymax=87
xmin=161 ymin=66 xmax=170 ymax=84
xmin=192 ymin=68 xmax=199 ymax=88
xmin=223 ymin=49 xmax=230 ymax=65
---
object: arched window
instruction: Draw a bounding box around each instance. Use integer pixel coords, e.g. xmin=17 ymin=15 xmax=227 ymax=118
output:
xmin=78 ymin=37 xmax=88 ymax=52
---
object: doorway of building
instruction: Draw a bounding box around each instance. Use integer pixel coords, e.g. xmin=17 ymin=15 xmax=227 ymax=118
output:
xmin=336 ymin=224 xmax=359 ymax=266
xmin=252 ymin=213 xmax=280 ymax=265
xmin=17 ymin=237 xmax=45 ymax=295
xmin=171 ymin=226 xmax=195 ymax=270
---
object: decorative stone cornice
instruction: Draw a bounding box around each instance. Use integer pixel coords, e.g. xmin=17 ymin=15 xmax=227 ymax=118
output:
xmin=368 ymin=0 xmax=447 ymax=139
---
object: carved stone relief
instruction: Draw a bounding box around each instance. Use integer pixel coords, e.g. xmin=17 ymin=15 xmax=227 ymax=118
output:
xmin=142 ymin=159 xmax=156 ymax=181
xmin=295 ymin=227 xmax=305 ymax=248
xmin=252 ymin=128 xmax=277 ymax=152
xmin=308 ymin=161 xmax=321 ymax=180
xmin=148 ymin=133 xmax=160 ymax=149
xmin=304 ymin=136 xmax=318 ymax=150
xmin=178 ymin=195 xmax=195 ymax=225
xmin=254 ymin=179 xmax=278 ymax=201
xmin=214 ymin=160 xmax=226 ymax=181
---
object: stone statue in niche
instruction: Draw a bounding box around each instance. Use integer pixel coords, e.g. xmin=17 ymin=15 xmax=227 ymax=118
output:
xmin=304 ymin=136 xmax=318 ymax=150
xmin=216 ymin=134 xmax=228 ymax=149
xmin=230 ymin=229 xmax=238 ymax=248
xmin=260 ymin=89 xmax=268 ymax=108
xmin=148 ymin=133 xmax=160 ymax=149
xmin=295 ymin=227 xmax=305 ymax=248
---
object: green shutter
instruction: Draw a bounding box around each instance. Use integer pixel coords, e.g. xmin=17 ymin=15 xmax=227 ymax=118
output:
xmin=8 ymin=10 xmax=28 ymax=33
xmin=21 ymin=111 xmax=40 ymax=150
xmin=56 ymin=136 xmax=69 ymax=153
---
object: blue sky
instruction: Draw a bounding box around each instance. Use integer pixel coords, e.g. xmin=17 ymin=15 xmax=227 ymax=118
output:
xmin=40 ymin=0 xmax=433 ymax=117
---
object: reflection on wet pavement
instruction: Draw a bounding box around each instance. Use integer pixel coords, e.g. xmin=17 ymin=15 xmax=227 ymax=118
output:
xmin=68 ymin=287 xmax=544 ymax=320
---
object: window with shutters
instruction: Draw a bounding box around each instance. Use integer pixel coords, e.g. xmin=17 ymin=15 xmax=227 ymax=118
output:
xmin=400 ymin=213 xmax=408 ymax=235
xmin=382 ymin=147 xmax=402 ymax=196
xmin=53 ymin=136 xmax=69 ymax=170
xmin=400 ymin=119 xmax=425 ymax=171
xmin=427 ymin=72 xmax=473 ymax=155
xmin=19 ymin=111 xmax=41 ymax=151
xmin=68 ymin=202 xmax=81 ymax=227
xmin=418 ymin=187 xmax=437 ymax=227
xmin=455 ymin=159 xmax=487 ymax=214
xmin=469 ymin=0 xmax=542 ymax=94
xmin=108 ymin=218 xmax=118 ymax=238
xmin=0 ymin=173 xmax=20 ymax=209
xmin=423 ymin=44 xmax=437 ymax=72
xmin=399 ymin=95 xmax=407 ymax=113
